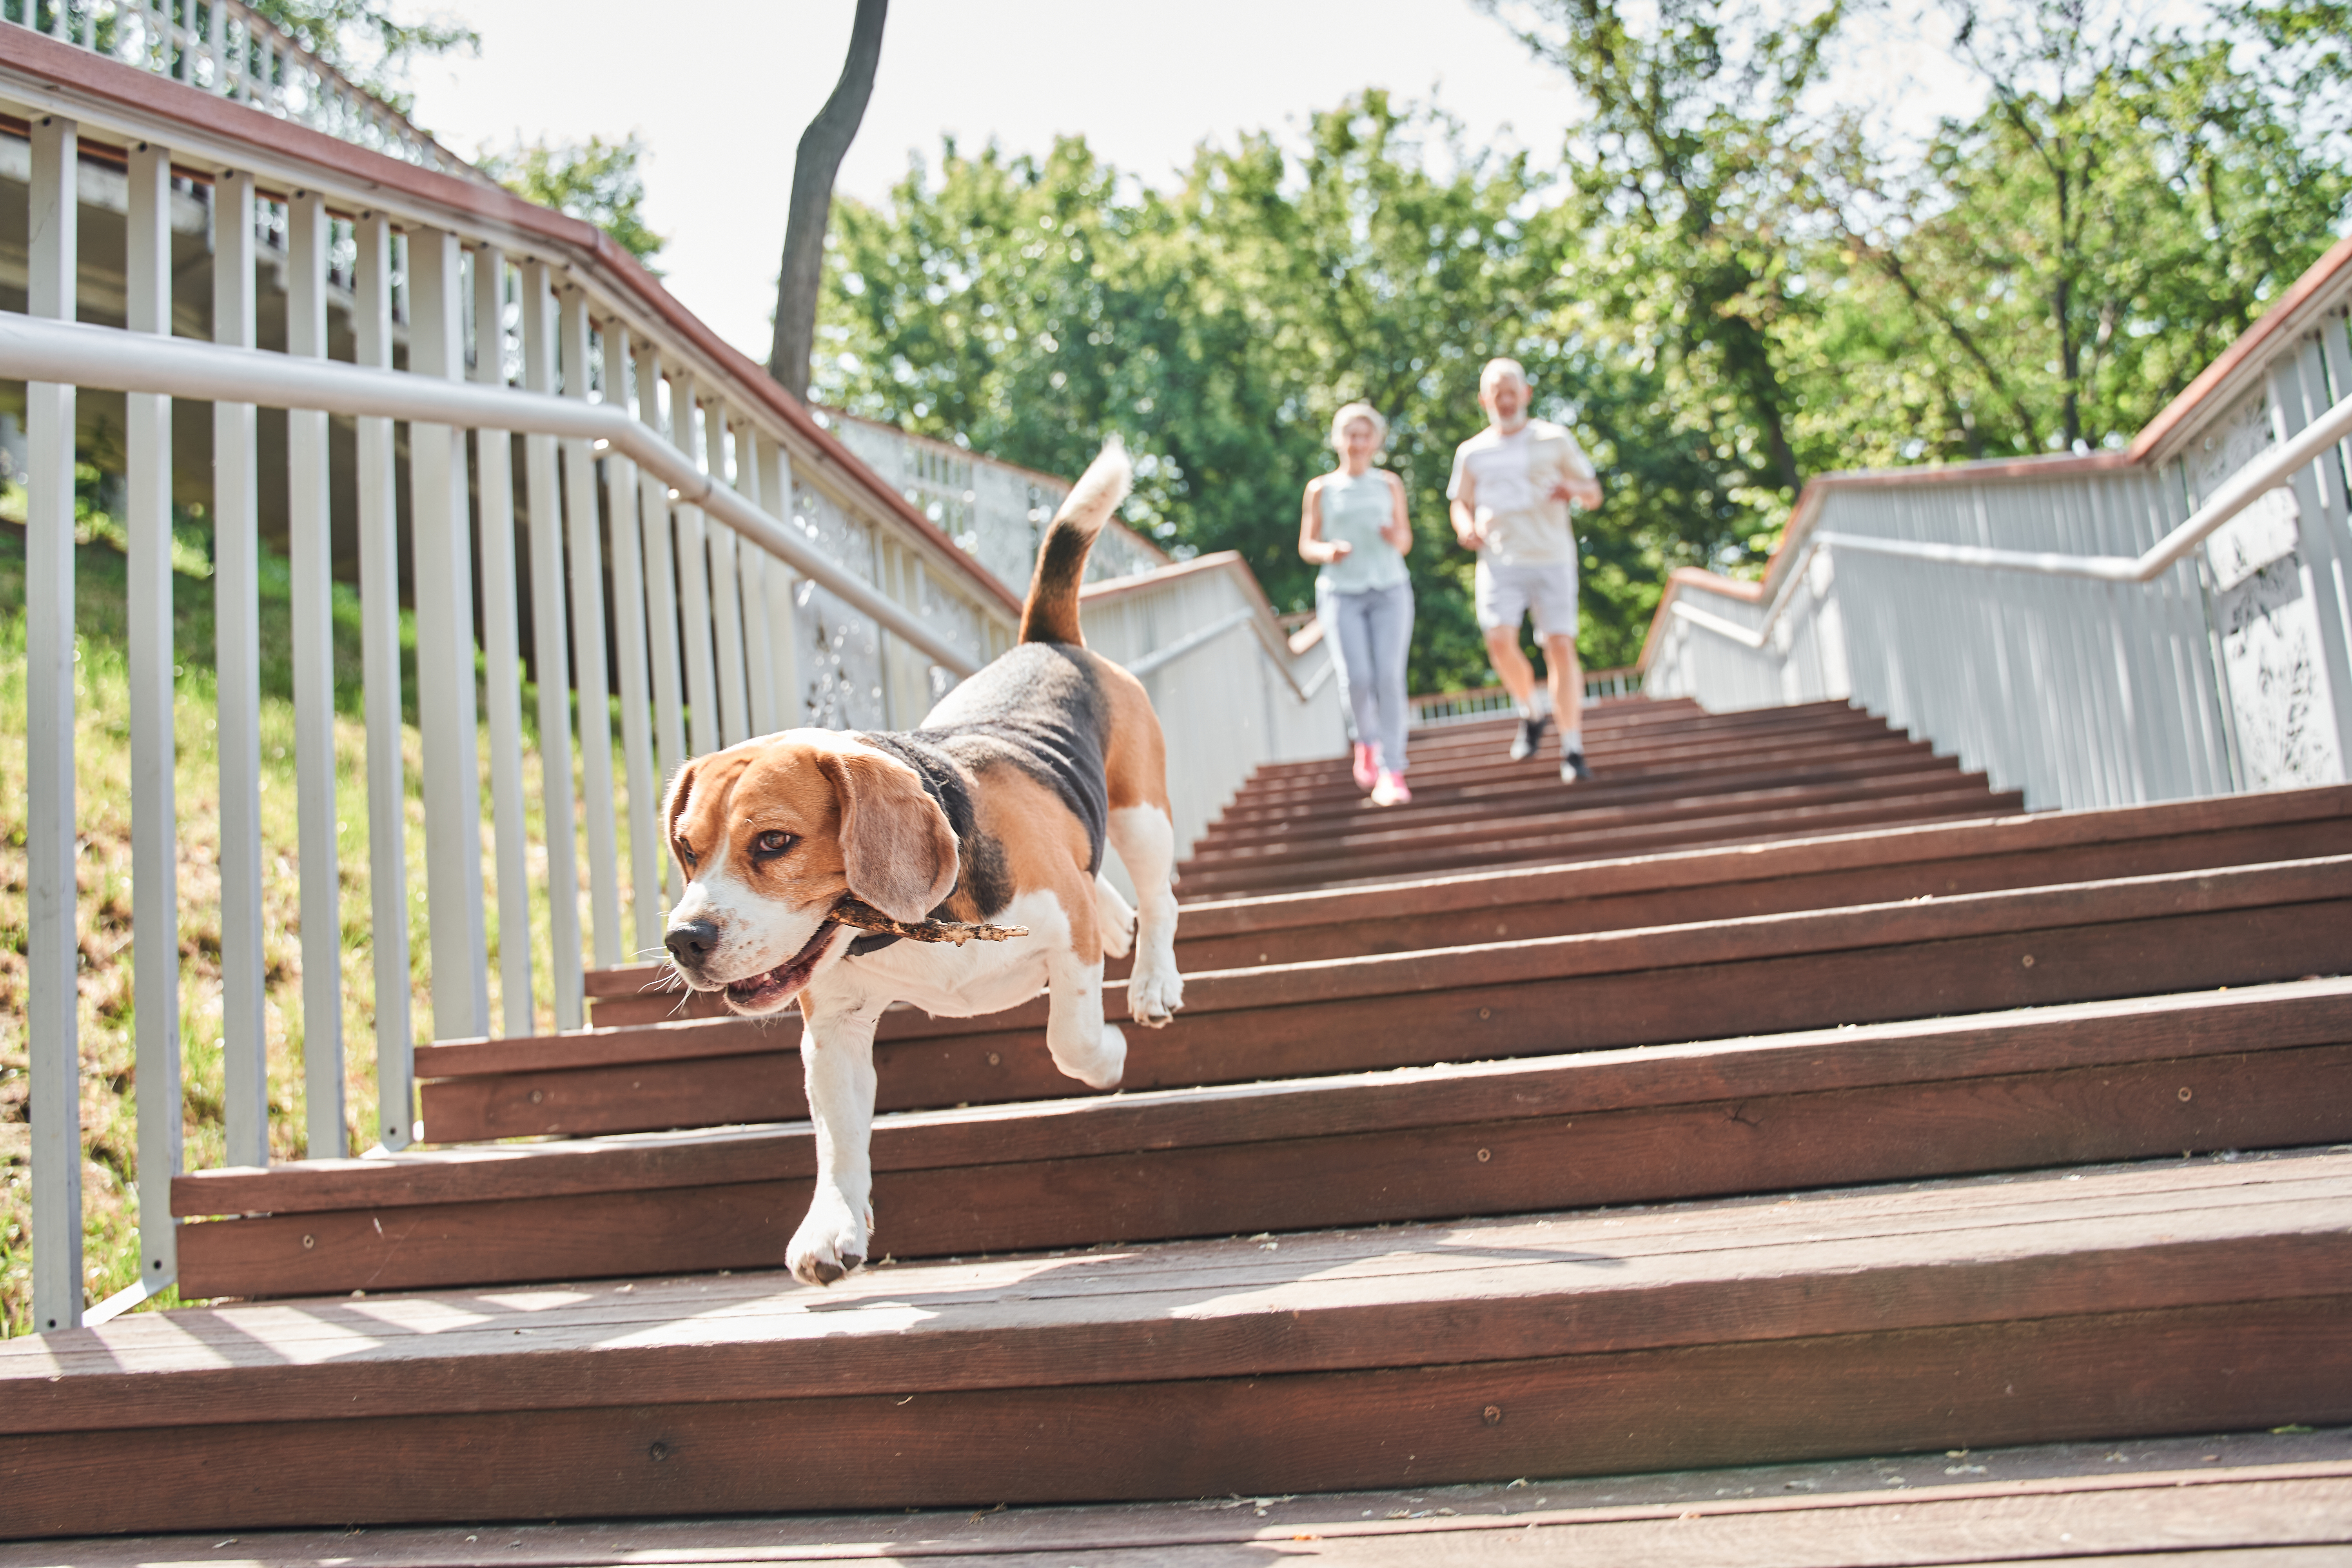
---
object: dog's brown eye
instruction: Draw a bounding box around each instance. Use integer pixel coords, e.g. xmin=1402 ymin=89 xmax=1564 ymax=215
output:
xmin=754 ymin=830 xmax=795 ymax=857
xmin=675 ymin=842 xmax=699 ymax=871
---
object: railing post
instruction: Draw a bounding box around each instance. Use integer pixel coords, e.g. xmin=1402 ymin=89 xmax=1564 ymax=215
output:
xmin=739 ymin=428 xmax=778 ymax=737
xmin=671 ymin=373 xmax=719 ymax=759
xmin=212 ymin=168 xmax=270 ymax=1169
xmin=706 ymin=405 xmax=751 ymax=747
xmin=26 ymin=114 xmax=81 ymax=1333
xmin=354 ymin=213 xmax=414 ymax=1146
xmin=562 ymin=289 xmax=621 ymax=975
xmin=472 ymin=245 xmax=534 ymax=1040
xmin=406 ymin=227 xmax=492 ymax=1041
xmin=634 ymin=341 xmax=685 ymax=898
xmin=125 ymin=136 xmax=182 ymax=1285
xmin=603 ymin=323 xmax=662 ymax=958
xmin=760 ymin=435 xmax=802 ymax=727
xmin=285 ymin=187 xmax=345 ymax=1157
xmin=519 ymin=261 xmax=583 ymax=1028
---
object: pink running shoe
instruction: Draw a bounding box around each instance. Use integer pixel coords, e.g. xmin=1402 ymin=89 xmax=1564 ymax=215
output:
xmin=1352 ymin=742 xmax=1380 ymax=792
xmin=1371 ymin=769 xmax=1412 ymax=807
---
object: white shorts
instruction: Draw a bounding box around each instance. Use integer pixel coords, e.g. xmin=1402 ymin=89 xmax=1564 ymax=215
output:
xmin=1474 ymin=559 xmax=1579 ymax=641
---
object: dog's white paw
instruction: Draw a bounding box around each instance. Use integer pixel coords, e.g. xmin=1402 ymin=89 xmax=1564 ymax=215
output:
xmin=1061 ymin=1020 xmax=1126 ymax=1091
xmin=1128 ymin=957 xmax=1184 ymax=1029
xmin=1096 ymin=875 xmax=1136 ymax=961
xmin=788 ymin=1191 xmax=871 ymax=1287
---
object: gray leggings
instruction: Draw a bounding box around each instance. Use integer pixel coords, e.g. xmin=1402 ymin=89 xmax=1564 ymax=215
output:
xmin=1319 ymin=577 xmax=1416 ymax=773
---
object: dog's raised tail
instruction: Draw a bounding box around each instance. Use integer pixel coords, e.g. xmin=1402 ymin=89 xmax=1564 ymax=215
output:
xmin=1019 ymin=438 xmax=1132 ymax=646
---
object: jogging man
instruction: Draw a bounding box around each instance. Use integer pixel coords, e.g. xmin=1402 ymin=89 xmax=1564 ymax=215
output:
xmin=1448 ymin=358 xmax=1604 ymax=782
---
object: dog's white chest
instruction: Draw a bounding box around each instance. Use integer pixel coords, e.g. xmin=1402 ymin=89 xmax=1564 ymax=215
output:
xmin=820 ymin=887 xmax=1068 ymax=1019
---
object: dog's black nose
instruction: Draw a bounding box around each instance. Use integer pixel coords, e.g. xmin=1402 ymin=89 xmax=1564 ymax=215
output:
xmin=665 ymin=920 xmax=721 ymax=966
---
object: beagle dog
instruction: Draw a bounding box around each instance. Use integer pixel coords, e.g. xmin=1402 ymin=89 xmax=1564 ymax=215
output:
xmin=659 ymin=443 xmax=1184 ymax=1285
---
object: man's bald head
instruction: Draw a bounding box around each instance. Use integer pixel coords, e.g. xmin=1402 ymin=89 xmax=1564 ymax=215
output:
xmin=1479 ymin=358 xmax=1532 ymax=432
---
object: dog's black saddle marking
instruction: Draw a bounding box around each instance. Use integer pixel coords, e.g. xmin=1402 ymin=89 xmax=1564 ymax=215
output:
xmin=844 ymin=646 xmax=1108 ymax=958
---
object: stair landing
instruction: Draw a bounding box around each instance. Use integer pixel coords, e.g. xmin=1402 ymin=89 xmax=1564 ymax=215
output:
xmin=20 ymin=1426 xmax=2352 ymax=1565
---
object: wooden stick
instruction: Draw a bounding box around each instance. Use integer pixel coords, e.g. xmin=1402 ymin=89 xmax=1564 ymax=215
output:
xmin=831 ymin=897 xmax=1029 ymax=946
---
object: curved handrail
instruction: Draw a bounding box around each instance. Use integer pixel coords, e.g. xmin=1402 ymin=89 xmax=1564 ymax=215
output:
xmin=0 ymin=311 xmax=985 ymax=675
xmin=1671 ymin=384 xmax=2352 ymax=653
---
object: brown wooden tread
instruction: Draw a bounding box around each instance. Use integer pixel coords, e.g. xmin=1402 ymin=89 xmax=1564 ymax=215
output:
xmin=18 ymin=1150 xmax=2352 ymax=1531
xmin=169 ymin=980 xmax=2352 ymax=1297
xmin=22 ymin=1439 xmax=2352 ymax=1566
xmin=421 ymin=857 xmax=2352 ymax=1143
xmin=1171 ymin=791 xmax=2024 ymax=895
xmin=583 ymin=786 xmax=2352 ymax=1020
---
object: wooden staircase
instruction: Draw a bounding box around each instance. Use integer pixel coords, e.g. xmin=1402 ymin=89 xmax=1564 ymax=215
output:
xmin=8 ymin=697 xmax=2352 ymax=1539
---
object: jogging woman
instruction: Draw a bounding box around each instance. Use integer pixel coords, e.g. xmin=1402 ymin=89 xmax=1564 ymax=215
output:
xmin=1301 ymin=401 xmax=1416 ymax=806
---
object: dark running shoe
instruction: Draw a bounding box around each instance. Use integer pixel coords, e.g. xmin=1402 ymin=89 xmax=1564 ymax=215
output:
xmin=1510 ymin=711 xmax=1550 ymax=762
xmin=1561 ymin=750 xmax=1593 ymax=784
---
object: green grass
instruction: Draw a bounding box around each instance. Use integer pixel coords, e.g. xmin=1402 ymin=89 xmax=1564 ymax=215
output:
xmin=0 ymin=495 xmax=648 ymax=1336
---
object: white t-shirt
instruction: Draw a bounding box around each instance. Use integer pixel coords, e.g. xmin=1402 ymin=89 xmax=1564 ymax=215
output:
xmin=1447 ymin=419 xmax=1594 ymax=566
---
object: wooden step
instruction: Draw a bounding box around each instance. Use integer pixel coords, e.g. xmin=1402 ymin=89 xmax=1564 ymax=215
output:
xmin=1173 ymin=787 xmax=2025 ymax=896
xmin=24 ymin=1434 xmax=2352 ymax=1563
xmin=1180 ymin=768 xmax=2006 ymax=870
xmin=450 ymin=855 xmax=2352 ymax=1144
xmin=169 ymin=980 xmax=2352 ymax=1296
xmin=586 ymin=786 xmax=2352 ymax=1025
xmin=1234 ymin=708 xmax=1905 ymax=801
xmin=1197 ymin=735 xmax=1949 ymax=837
xmin=20 ymin=1149 xmax=2352 ymax=1533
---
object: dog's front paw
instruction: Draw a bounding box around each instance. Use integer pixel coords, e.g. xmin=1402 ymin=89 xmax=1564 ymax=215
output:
xmin=1128 ymin=957 xmax=1184 ymax=1029
xmin=788 ymin=1191 xmax=871 ymax=1287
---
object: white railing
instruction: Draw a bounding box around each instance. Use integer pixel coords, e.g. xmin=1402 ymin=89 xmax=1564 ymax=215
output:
xmin=0 ymin=52 xmax=1030 ymax=1331
xmin=4 ymin=0 xmax=474 ymax=174
xmin=1644 ymin=243 xmax=2352 ymax=813
xmin=1079 ymin=552 xmax=1341 ymax=868
xmin=1409 ymin=667 xmax=1644 ymax=730
xmin=824 ymin=410 xmax=1170 ymax=597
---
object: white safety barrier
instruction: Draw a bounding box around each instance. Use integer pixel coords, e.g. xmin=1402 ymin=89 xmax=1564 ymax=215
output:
xmin=1644 ymin=237 xmax=2352 ymax=814
xmin=0 ymin=36 xmax=1036 ymax=1332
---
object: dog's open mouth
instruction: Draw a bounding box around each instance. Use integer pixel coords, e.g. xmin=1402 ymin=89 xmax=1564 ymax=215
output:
xmin=720 ymin=920 xmax=841 ymax=1013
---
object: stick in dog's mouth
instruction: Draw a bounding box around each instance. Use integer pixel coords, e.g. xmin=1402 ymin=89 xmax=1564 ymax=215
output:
xmin=718 ymin=899 xmax=1031 ymax=1013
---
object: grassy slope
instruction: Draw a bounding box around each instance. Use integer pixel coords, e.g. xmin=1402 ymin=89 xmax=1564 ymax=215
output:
xmin=0 ymin=524 xmax=641 ymax=1335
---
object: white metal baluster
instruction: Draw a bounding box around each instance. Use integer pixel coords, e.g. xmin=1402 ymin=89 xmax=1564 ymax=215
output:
xmin=406 ymin=228 xmax=491 ymax=1041
xmin=706 ymin=408 xmax=750 ymax=747
xmin=203 ymin=0 xmax=221 ymax=85
xmin=672 ymin=376 xmax=719 ymax=759
xmin=26 ymin=116 xmax=81 ymax=1333
xmin=125 ymin=139 xmax=181 ymax=1286
xmin=210 ymin=169 xmax=270 ymax=1168
xmin=761 ymin=436 xmax=802 ymax=727
xmin=519 ymin=261 xmax=583 ymax=1025
xmin=635 ymin=343 xmax=686 ymax=898
xmin=354 ymin=215 xmax=414 ymax=1146
xmin=604 ymin=324 xmax=662 ymax=956
xmin=285 ymin=189 xmax=344 ymax=1157
xmin=472 ymin=247 xmax=533 ymax=1040
xmin=178 ymin=0 xmax=194 ymax=79
xmin=562 ymin=291 xmax=620 ymax=977
xmin=739 ymin=429 xmax=777 ymax=737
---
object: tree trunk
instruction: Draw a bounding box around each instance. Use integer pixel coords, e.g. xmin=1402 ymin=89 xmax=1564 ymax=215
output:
xmin=767 ymin=0 xmax=888 ymax=401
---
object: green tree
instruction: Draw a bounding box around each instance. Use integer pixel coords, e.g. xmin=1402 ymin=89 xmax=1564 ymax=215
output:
xmin=480 ymin=134 xmax=667 ymax=269
xmin=1798 ymin=0 xmax=2351 ymax=460
xmin=243 ymin=0 xmax=474 ymax=116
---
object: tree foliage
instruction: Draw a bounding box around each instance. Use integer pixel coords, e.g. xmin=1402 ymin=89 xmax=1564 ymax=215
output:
xmin=818 ymin=0 xmax=2350 ymax=692
xmin=480 ymin=135 xmax=667 ymax=269
xmin=242 ymin=0 xmax=474 ymax=116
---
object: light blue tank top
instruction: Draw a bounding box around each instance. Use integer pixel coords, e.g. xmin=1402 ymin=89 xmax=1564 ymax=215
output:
xmin=1315 ymin=468 xmax=1410 ymax=595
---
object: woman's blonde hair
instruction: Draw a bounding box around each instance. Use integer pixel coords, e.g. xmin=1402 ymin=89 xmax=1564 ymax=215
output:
xmin=1330 ymin=401 xmax=1388 ymax=457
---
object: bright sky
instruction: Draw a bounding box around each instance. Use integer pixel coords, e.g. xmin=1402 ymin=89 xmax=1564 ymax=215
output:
xmin=403 ymin=0 xmax=1982 ymax=363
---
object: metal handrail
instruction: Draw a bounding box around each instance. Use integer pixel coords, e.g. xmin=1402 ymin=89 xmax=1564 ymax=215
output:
xmin=1674 ymin=385 xmax=2352 ymax=652
xmin=0 ymin=312 xmax=983 ymax=675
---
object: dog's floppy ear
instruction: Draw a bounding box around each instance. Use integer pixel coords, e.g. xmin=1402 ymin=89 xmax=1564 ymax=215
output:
xmin=817 ymin=747 xmax=958 ymax=921
xmin=662 ymin=761 xmax=700 ymax=867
